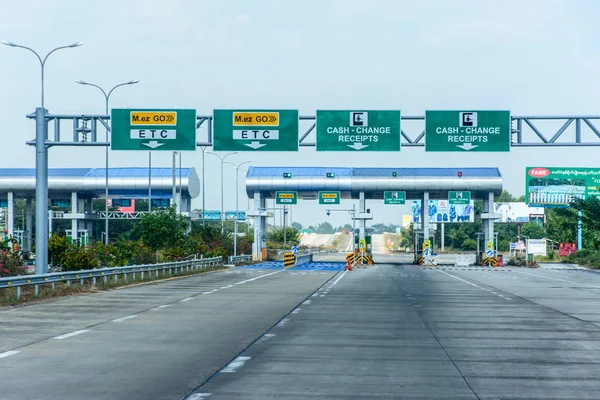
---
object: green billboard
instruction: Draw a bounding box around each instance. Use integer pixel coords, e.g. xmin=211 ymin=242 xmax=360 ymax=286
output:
xmin=526 ymin=167 xmax=600 ymax=207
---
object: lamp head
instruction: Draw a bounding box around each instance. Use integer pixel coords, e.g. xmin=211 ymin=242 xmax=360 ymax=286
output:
xmin=2 ymin=40 xmax=17 ymax=47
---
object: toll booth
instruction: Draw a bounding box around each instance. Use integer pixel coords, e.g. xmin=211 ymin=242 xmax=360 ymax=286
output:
xmin=66 ymin=229 xmax=89 ymax=247
xmin=477 ymin=232 xmax=498 ymax=265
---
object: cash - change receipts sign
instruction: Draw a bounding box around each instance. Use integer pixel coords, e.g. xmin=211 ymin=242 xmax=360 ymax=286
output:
xmin=425 ymin=110 xmax=510 ymax=152
xmin=213 ymin=109 xmax=298 ymax=151
xmin=111 ymin=109 xmax=196 ymax=151
xmin=316 ymin=110 xmax=400 ymax=151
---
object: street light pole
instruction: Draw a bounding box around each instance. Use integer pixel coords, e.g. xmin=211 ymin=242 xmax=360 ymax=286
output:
xmin=225 ymin=161 xmax=252 ymax=256
xmin=3 ymin=40 xmax=83 ymax=275
xmin=207 ymin=152 xmax=237 ymax=233
xmin=75 ymin=79 xmax=139 ymax=244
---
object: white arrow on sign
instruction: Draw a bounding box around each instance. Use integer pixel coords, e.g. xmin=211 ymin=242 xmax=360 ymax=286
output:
xmin=456 ymin=143 xmax=478 ymax=151
xmin=244 ymin=141 xmax=267 ymax=150
xmin=347 ymin=143 xmax=369 ymax=151
xmin=142 ymin=141 xmax=165 ymax=149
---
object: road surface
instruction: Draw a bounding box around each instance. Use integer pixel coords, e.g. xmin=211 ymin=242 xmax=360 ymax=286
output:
xmin=3 ymin=256 xmax=600 ymax=399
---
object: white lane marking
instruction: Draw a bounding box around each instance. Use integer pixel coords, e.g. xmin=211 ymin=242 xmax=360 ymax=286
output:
xmin=0 ymin=350 xmax=20 ymax=359
xmin=517 ymin=271 xmax=600 ymax=288
xmin=264 ymin=333 xmax=275 ymax=338
xmin=226 ymin=284 xmax=234 ymax=288
xmin=220 ymin=286 xmax=228 ymax=289
xmin=53 ymin=329 xmax=90 ymax=339
xmin=277 ymin=318 xmax=290 ymax=327
xmin=234 ymin=270 xmax=283 ymax=286
xmin=150 ymin=305 xmax=171 ymax=311
xmin=180 ymin=297 xmax=195 ymax=302
xmin=203 ymin=289 xmax=219 ymax=294
xmin=302 ymin=300 xmax=312 ymax=306
xmin=320 ymin=295 xmax=326 ymax=297
xmin=292 ymin=308 xmax=301 ymax=314
xmin=438 ymin=270 xmax=511 ymax=300
xmin=187 ymin=393 xmax=212 ymax=399
xmin=332 ymin=270 xmax=348 ymax=286
xmin=221 ymin=356 xmax=251 ymax=373
xmin=112 ymin=315 xmax=137 ymax=323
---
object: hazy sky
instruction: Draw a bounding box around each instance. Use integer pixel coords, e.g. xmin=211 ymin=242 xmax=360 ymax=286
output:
xmin=1 ymin=0 xmax=600 ymax=228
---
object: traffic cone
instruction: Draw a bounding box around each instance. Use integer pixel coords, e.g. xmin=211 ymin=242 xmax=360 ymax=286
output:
xmin=345 ymin=260 xmax=353 ymax=271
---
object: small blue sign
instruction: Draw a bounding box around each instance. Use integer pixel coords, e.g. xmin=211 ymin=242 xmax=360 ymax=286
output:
xmin=292 ymin=245 xmax=298 ymax=255
xmin=486 ymin=249 xmax=494 ymax=257
xmin=424 ymin=248 xmax=431 ymax=256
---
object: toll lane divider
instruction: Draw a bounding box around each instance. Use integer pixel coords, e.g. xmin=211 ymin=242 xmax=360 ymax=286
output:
xmin=0 ymin=257 xmax=223 ymax=299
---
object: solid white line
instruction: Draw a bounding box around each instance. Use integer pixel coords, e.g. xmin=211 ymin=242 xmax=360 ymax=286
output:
xmin=517 ymin=271 xmax=600 ymax=288
xmin=112 ymin=315 xmax=137 ymax=323
xmin=221 ymin=356 xmax=251 ymax=373
xmin=332 ymin=270 xmax=348 ymax=286
xmin=53 ymin=329 xmax=90 ymax=340
xmin=150 ymin=305 xmax=171 ymax=311
xmin=0 ymin=350 xmax=20 ymax=359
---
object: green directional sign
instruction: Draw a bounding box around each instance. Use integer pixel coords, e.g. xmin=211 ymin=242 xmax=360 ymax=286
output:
xmin=111 ymin=109 xmax=196 ymax=151
xmin=213 ymin=109 xmax=298 ymax=151
xmin=384 ymin=191 xmax=406 ymax=205
xmin=316 ymin=110 xmax=400 ymax=151
xmin=449 ymin=191 xmax=471 ymax=205
xmin=318 ymin=191 xmax=341 ymax=205
xmin=425 ymin=110 xmax=510 ymax=152
xmin=275 ymin=191 xmax=298 ymax=205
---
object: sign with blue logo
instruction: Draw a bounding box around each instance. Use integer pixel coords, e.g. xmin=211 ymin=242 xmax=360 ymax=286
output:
xmin=292 ymin=245 xmax=298 ymax=255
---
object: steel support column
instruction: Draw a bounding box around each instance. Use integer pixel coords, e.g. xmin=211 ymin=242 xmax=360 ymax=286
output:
xmin=25 ymin=198 xmax=32 ymax=252
xmin=71 ymin=192 xmax=78 ymax=245
xmin=7 ymin=192 xmax=14 ymax=238
xmin=422 ymin=192 xmax=430 ymax=243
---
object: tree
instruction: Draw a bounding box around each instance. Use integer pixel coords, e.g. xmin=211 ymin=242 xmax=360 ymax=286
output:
xmin=268 ymin=227 xmax=301 ymax=245
xmin=291 ymin=222 xmax=303 ymax=231
xmin=496 ymin=190 xmax=517 ymax=202
xmin=315 ymin=221 xmax=335 ymax=234
xmin=521 ymin=221 xmax=545 ymax=239
xmin=135 ymin=207 xmax=188 ymax=251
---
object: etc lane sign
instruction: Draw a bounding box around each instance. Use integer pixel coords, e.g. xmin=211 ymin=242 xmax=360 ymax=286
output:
xmin=319 ymin=191 xmax=341 ymax=204
xmin=111 ymin=109 xmax=197 ymax=151
xmin=276 ymin=191 xmax=298 ymax=205
xmin=449 ymin=191 xmax=471 ymax=205
xmin=316 ymin=110 xmax=400 ymax=151
xmin=425 ymin=110 xmax=510 ymax=152
xmin=384 ymin=191 xmax=406 ymax=205
xmin=213 ymin=110 xmax=299 ymax=151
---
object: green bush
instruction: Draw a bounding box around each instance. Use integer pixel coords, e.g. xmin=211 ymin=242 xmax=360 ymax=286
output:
xmin=461 ymin=238 xmax=477 ymax=251
xmin=62 ymin=246 xmax=101 ymax=271
xmin=48 ymin=235 xmax=70 ymax=267
xmin=0 ymin=249 xmax=27 ymax=277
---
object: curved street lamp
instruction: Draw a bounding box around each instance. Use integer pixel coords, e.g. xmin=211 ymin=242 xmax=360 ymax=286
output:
xmin=207 ymin=152 xmax=238 ymax=232
xmin=225 ymin=160 xmax=253 ymax=256
xmin=75 ymin=79 xmax=139 ymax=244
xmin=3 ymin=40 xmax=82 ymax=275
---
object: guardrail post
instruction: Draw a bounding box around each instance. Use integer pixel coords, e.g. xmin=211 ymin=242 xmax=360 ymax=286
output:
xmin=92 ymin=277 xmax=96 ymax=286
xmin=16 ymin=286 xmax=21 ymax=299
xmin=156 ymin=269 xmax=159 ymax=278
xmin=103 ymin=276 xmax=107 ymax=285
xmin=114 ymin=274 xmax=118 ymax=283
xmin=80 ymin=278 xmax=84 ymax=286
xmin=52 ymin=282 xmax=56 ymax=291
xmin=67 ymin=280 xmax=71 ymax=287
xmin=133 ymin=271 xmax=136 ymax=281
xmin=34 ymin=284 xmax=39 ymax=296
xmin=141 ymin=271 xmax=144 ymax=280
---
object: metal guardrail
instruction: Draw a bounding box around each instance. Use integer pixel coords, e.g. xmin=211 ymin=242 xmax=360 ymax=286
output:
xmin=228 ymin=254 xmax=252 ymax=265
xmin=0 ymin=257 xmax=223 ymax=299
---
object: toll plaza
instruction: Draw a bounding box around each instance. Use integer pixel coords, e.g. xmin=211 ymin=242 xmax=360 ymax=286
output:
xmin=0 ymin=167 xmax=199 ymax=250
xmin=246 ymin=167 xmax=502 ymax=264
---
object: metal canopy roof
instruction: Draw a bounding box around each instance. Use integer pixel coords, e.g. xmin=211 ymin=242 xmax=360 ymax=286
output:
xmin=246 ymin=167 xmax=502 ymax=200
xmin=0 ymin=168 xmax=200 ymax=199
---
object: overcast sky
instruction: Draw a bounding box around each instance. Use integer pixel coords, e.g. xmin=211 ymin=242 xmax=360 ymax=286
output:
xmin=1 ymin=0 xmax=600 ymax=228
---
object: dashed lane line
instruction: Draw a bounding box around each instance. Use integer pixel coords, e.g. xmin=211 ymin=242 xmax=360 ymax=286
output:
xmin=438 ymin=270 xmax=512 ymax=300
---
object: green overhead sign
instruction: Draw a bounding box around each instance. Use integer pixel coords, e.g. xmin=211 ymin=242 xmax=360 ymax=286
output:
xmin=425 ymin=110 xmax=510 ymax=152
xmin=384 ymin=191 xmax=406 ymax=205
xmin=111 ymin=109 xmax=197 ymax=151
xmin=276 ymin=191 xmax=298 ymax=205
xmin=213 ymin=109 xmax=299 ymax=151
xmin=318 ymin=191 xmax=341 ymax=204
xmin=316 ymin=110 xmax=400 ymax=151
xmin=449 ymin=191 xmax=471 ymax=205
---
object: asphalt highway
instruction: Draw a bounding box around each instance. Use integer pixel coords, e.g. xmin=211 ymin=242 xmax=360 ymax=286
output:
xmin=3 ymin=256 xmax=600 ymax=399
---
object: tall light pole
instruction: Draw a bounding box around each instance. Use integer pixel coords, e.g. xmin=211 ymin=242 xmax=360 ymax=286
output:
xmin=207 ymin=152 xmax=237 ymax=233
xmin=3 ymin=40 xmax=83 ymax=275
xmin=75 ymin=79 xmax=139 ymax=244
xmin=225 ymin=161 xmax=252 ymax=256
xmin=199 ymin=146 xmax=207 ymax=226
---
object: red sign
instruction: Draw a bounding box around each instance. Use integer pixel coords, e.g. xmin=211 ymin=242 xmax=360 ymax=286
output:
xmin=528 ymin=167 xmax=550 ymax=178
xmin=559 ymin=242 xmax=577 ymax=257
